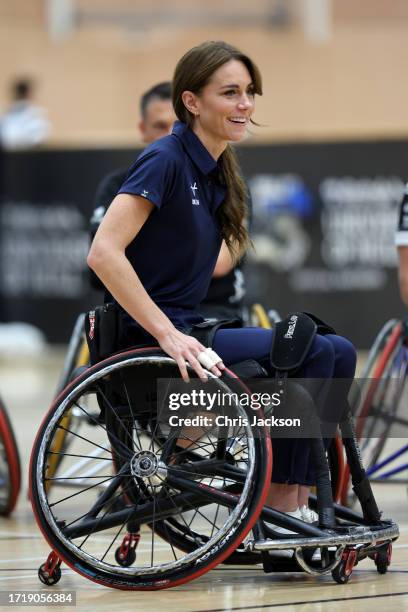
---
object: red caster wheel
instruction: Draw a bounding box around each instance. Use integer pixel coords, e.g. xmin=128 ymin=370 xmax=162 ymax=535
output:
xmin=38 ymin=551 xmax=62 ymax=585
xmin=114 ymin=532 xmax=140 ymax=567
xmin=332 ymin=548 xmax=357 ymax=584
xmin=115 ymin=547 xmax=136 ymax=567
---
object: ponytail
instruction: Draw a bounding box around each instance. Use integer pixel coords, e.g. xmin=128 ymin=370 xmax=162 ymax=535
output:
xmin=217 ymin=146 xmax=251 ymax=262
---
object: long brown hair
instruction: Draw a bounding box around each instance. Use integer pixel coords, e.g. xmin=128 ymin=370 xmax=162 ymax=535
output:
xmin=172 ymin=41 xmax=262 ymax=262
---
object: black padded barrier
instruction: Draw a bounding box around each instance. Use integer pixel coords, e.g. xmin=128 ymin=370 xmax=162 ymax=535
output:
xmin=1 ymin=139 xmax=407 ymax=344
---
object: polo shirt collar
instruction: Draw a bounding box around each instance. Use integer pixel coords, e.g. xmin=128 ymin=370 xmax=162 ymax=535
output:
xmin=172 ymin=121 xmax=218 ymax=176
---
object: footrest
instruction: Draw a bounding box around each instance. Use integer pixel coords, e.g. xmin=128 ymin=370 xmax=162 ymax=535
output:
xmin=247 ymin=520 xmax=399 ymax=553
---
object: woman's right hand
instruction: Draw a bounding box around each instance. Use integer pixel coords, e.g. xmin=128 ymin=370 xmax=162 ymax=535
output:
xmin=156 ymin=327 xmax=225 ymax=382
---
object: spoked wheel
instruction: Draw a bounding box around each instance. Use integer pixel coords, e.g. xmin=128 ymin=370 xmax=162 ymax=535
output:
xmin=30 ymin=348 xmax=272 ymax=590
xmin=47 ymin=314 xmax=90 ymax=480
xmin=359 ymin=342 xmax=408 ymax=464
xmin=150 ymin=434 xmax=267 ymax=566
xmin=341 ymin=320 xmax=404 ymax=506
xmin=0 ymin=397 xmax=22 ymax=515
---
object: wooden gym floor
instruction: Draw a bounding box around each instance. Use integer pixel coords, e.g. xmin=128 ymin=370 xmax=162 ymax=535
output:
xmin=0 ymin=350 xmax=407 ymax=611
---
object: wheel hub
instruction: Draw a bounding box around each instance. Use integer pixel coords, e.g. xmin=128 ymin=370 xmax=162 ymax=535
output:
xmin=130 ymin=450 xmax=167 ymax=486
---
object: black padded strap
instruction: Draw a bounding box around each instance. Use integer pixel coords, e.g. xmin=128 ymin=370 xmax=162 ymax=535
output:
xmin=270 ymin=312 xmax=317 ymax=372
xmin=189 ymin=317 xmax=243 ymax=347
xmin=228 ymin=359 xmax=268 ymax=378
xmin=302 ymin=312 xmax=336 ymax=335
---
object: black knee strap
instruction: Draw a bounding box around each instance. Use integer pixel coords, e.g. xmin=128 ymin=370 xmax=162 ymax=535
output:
xmin=270 ymin=311 xmax=337 ymax=373
xmin=189 ymin=317 xmax=243 ymax=347
xmin=190 ymin=318 xmax=268 ymax=377
xmin=302 ymin=312 xmax=336 ymax=336
xmin=270 ymin=312 xmax=317 ymax=373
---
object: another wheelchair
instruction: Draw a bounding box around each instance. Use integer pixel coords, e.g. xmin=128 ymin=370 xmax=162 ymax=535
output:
xmin=341 ymin=318 xmax=408 ymax=505
xmin=30 ymin=318 xmax=398 ymax=590
xmin=0 ymin=396 xmax=21 ymax=516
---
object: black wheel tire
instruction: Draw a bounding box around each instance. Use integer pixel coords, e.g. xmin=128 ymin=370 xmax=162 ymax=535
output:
xmin=0 ymin=398 xmax=22 ymax=516
xmin=332 ymin=561 xmax=351 ymax=584
xmin=375 ymin=546 xmax=391 ymax=574
xmin=341 ymin=320 xmax=402 ymax=506
xmin=38 ymin=563 xmax=62 ymax=586
xmin=30 ymin=348 xmax=273 ymax=591
xmin=376 ymin=560 xmax=388 ymax=575
xmin=115 ymin=547 xmax=136 ymax=567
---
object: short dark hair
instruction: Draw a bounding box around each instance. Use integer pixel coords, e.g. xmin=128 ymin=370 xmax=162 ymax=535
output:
xmin=140 ymin=81 xmax=172 ymax=117
xmin=12 ymin=78 xmax=33 ymax=101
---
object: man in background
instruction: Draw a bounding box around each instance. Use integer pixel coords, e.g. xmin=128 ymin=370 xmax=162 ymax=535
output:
xmin=92 ymin=82 xmax=175 ymax=214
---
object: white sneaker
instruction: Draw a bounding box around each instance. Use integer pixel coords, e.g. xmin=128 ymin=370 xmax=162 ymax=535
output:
xmin=299 ymin=506 xmax=320 ymax=561
xmin=269 ymin=507 xmax=303 ymax=535
xmin=265 ymin=508 xmax=303 ymax=560
xmin=300 ymin=505 xmax=318 ymax=523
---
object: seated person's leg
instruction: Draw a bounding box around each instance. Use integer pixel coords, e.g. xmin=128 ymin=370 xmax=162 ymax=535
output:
xmin=326 ymin=333 xmax=357 ymax=379
xmin=213 ymin=329 xmax=343 ymax=516
xmin=301 ymin=334 xmax=357 ymax=500
xmin=212 ymin=327 xmax=273 ymax=366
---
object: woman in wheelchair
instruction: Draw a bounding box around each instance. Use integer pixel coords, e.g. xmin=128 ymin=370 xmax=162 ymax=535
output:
xmin=87 ymin=41 xmax=357 ymax=526
xmin=31 ymin=40 xmax=397 ymax=591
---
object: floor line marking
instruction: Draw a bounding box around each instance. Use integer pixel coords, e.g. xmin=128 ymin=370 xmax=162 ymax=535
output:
xmin=195 ymin=591 xmax=408 ymax=612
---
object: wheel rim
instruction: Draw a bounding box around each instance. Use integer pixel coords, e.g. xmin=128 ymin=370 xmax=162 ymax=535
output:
xmin=0 ymin=400 xmax=21 ymax=515
xmin=32 ymin=355 xmax=263 ymax=579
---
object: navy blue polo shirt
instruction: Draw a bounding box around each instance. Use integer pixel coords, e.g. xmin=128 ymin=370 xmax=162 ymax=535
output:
xmin=116 ymin=120 xmax=227 ymax=327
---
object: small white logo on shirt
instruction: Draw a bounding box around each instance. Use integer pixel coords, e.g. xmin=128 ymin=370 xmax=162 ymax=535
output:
xmin=190 ymin=182 xmax=198 ymax=196
xmin=141 ymin=189 xmax=149 ymax=197
xmin=192 ymin=199 xmax=200 ymax=206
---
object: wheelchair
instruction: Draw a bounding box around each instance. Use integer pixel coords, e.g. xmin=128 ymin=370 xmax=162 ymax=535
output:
xmin=0 ymin=395 xmax=21 ymax=515
xmin=46 ymin=306 xmax=345 ymax=504
xmin=341 ymin=317 xmax=408 ymax=506
xmin=30 ymin=315 xmax=399 ymax=590
xmin=44 ymin=304 xmax=275 ymax=484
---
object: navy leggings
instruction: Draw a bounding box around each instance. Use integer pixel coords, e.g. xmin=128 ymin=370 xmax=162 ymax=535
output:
xmin=213 ymin=328 xmax=357 ymax=485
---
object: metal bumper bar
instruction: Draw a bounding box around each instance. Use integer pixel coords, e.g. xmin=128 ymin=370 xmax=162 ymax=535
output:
xmin=246 ymin=521 xmax=399 ymax=552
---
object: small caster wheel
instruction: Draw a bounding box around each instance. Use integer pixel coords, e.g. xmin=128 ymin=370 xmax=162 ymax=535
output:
xmin=332 ymin=548 xmax=357 ymax=584
xmin=375 ymin=543 xmax=392 ymax=574
xmin=115 ymin=546 xmax=136 ymax=567
xmin=376 ymin=560 xmax=388 ymax=575
xmin=38 ymin=563 xmax=62 ymax=585
xmin=332 ymin=560 xmax=351 ymax=584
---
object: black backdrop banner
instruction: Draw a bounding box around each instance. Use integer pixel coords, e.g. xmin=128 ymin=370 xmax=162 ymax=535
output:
xmin=0 ymin=140 xmax=407 ymax=346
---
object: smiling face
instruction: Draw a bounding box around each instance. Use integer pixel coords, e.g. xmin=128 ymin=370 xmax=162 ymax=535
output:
xmin=181 ymin=59 xmax=255 ymax=159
